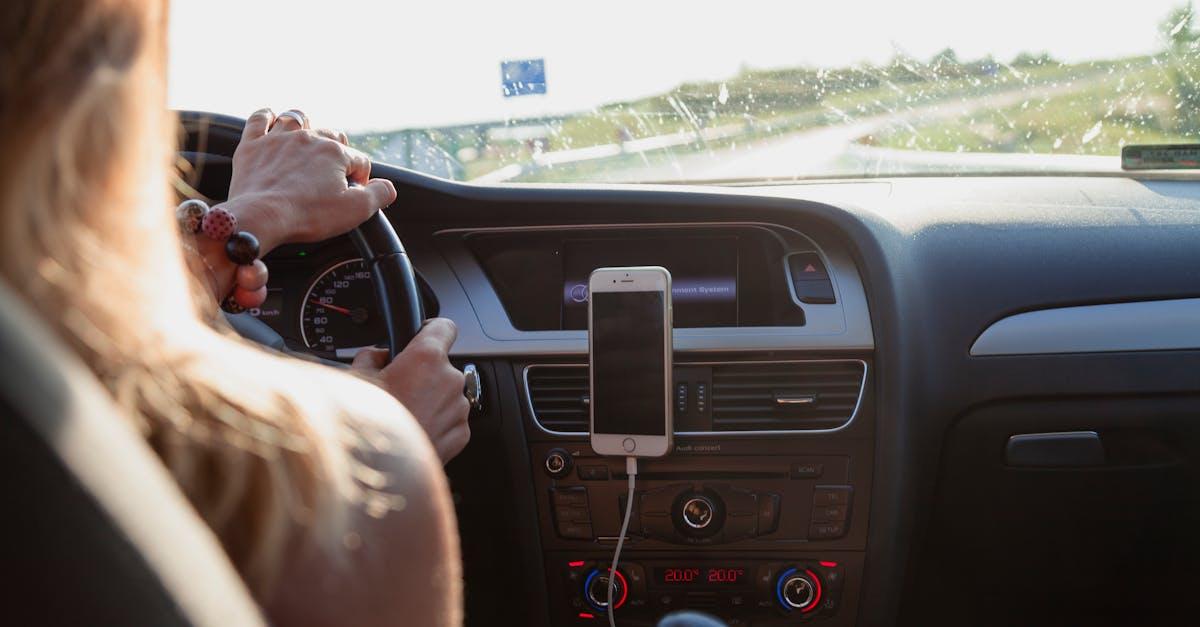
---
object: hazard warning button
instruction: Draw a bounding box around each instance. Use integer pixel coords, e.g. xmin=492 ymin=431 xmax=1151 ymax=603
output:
xmin=787 ymin=252 xmax=829 ymax=281
xmin=787 ymin=252 xmax=836 ymax=305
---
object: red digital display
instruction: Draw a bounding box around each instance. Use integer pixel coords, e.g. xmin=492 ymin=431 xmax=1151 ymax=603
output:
xmin=657 ymin=567 xmax=747 ymax=586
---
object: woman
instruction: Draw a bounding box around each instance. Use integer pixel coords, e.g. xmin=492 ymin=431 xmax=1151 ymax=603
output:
xmin=0 ymin=1 xmax=467 ymax=624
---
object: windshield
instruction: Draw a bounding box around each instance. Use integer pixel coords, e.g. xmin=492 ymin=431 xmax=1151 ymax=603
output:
xmin=169 ymin=0 xmax=1200 ymax=183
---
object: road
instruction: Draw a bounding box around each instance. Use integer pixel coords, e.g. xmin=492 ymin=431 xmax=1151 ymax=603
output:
xmin=595 ymin=82 xmax=1113 ymax=182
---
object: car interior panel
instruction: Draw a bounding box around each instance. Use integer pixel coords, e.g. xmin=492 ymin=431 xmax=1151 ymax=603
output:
xmin=127 ymin=112 xmax=1200 ymax=626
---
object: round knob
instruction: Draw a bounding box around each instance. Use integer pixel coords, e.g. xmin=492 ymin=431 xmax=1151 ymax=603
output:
xmin=584 ymin=569 xmax=628 ymax=612
xmin=544 ymin=448 xmax=572 ymax=478
xmin=776 ymin=567 xmax=822 ymax=613
xmin=681 ymin=496 xmax=716 ymax=529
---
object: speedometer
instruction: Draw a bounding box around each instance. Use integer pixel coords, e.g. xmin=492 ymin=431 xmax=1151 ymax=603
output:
xmin=300 ymin=259 xmax=385 ymax=355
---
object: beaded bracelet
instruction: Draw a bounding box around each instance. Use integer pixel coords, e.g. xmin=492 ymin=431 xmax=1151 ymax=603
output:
xmin=176 ymin=199 xmax=269 ymax=313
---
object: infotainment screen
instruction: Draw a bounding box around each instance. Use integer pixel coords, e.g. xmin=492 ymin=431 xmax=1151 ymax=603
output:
xmin=562 ymin=237 xmax=738 ymax=329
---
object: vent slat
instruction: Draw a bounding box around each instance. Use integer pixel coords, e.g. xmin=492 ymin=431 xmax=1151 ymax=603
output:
xmin=711 ymin=405 xmax=858 ymax=412
xmin=711 ymin=391 xmax=860 ymax=401
xmin=712 ymin=379 xmax=858 ymax=386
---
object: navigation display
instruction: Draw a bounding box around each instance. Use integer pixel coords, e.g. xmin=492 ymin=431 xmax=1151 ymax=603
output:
xmin=562 ymin=237 xmax=738 ymax=329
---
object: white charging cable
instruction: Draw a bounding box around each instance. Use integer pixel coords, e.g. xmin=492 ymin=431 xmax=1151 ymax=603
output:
xmin=608 ymin=456 xmax=638 ymax=627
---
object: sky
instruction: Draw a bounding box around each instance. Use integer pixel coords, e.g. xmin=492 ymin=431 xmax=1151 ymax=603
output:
xmin=168 ymin=0 xmax=1188 ymax=132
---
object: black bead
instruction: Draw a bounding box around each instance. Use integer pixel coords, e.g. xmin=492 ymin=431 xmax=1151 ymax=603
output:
xmin=224 ymin=231 xmax=260 ymax=265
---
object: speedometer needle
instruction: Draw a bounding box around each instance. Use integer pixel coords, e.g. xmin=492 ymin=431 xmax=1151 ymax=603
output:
xmin=310 ymin=299 xmax=352 ymax=315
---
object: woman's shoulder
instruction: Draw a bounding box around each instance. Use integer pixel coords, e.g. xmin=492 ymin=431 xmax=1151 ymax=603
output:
xmin=216 ymin=345 xmax=462 ymax=626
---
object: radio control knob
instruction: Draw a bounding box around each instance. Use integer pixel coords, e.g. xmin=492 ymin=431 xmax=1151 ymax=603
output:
xmin=584 ymin=569 xmax=629 ymax=612
xmin=544 ymin=448 xmax=572 ymax=478
xmin=776 ymin=567 xmax=822 ymax=612
xmin=681 ymin=495 xmax=716 ymax=530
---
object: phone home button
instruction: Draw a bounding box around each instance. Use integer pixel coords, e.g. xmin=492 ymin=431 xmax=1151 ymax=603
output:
xmin=622 ymin=438 xmax=637 ymax=453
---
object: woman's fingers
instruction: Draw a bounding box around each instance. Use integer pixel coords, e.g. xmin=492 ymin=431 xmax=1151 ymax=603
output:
xmin=437 ymin=422 xmax=471 ymax=461
xmin=351 ymin=347 xmax=390 ymax=374
xmin=339 ymin=178 xmax=397 ymax=215
xmin=315 ymin=128 xmax=350 ymax=145
xmin=344 ymin=145 xmax=373 ymax=185
xmin=241 ymin=108 xmax=275 ymax=141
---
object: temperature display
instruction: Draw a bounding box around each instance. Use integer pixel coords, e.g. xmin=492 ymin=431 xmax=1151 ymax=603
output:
xmin=656 ymin=567 xmax=748 ymax=587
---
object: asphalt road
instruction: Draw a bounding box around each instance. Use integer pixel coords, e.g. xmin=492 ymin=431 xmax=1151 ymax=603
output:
xmin=598 ymin=82 xmax=1111 ymax=183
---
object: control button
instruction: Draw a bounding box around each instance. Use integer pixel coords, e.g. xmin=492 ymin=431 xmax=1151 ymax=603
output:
xmin=820 ymin=565 xmax=844 ymax=595
xmin=790 ymin=462 xmax=824 ymax=479
xmin=681 ymin=496 xmax=716 ymax=529
xmin=724 ymin=512 xmax=758 ymax=540
xmin=552 ymin=486 xmax=589 ymax=506
xmin=812 ymin=485 xmax=853 ymax=507
xmin=558 ymin=522 xmax=594 ymax=540
xmin=812 ymin=504 xmax=848 ymax=522
xmin=717 ymin=486 xmax=757 ymax=516
xmin=616 ymin=494 xmax=641 ymax=535
xmin=782 ymin=576 xmax=814 ymax=608
xmin=641 ymin=513 xmax=675 ymax=539
xmin=757 ymin=492 xmax=781 ymax=534
xmin=545 ymin=448 xmax=573 ymax=478
xmin=623 ymin=563 xmax=647 ymax=594
xmin=695 ymin=382 xmax=707 ymax=413
xmin=622 ymin=438 xmax=636 ymax=453
xmin=809 ymin=520 xmax=846 ymax=540
xmin=640 ymin=484 xmax=687 ymax=515
xmin=776 ymin=567 xmax=822 ymax=613
xmin=578 ymin=465 xmax=610 ymax=481
xmin=584 ymin=569 xmax=628 ymax=612
xmin=788 ymin=252 xmax=829 ymax=281
xmin=554 ymin=505 xmax=590 ymax=522
xmin=793 ymin=279 xmax=836 ymax=304
xmin=676 ymin=382 xmax=689 ymax=414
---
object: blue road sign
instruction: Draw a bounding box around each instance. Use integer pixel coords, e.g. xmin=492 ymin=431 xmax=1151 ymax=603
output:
xmin=501 ymin=59 xmax=546 ymax=97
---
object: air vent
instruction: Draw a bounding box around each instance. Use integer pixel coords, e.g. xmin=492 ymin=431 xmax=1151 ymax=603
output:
xmin=525 ymin=360 xmax=866 ymax=435
xmin=710 ymin=360 xmax=865 ymax=432
xmin=525 ymin=365 xmax=590 ymax=433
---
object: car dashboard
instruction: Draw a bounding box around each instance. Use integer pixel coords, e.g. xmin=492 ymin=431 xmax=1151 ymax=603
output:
xmin=184 ymin=114 xmax=1200 ymax=627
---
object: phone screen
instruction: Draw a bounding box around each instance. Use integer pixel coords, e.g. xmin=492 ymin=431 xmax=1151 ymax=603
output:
xmin=590 ymin=290 xmax=667 ymax=436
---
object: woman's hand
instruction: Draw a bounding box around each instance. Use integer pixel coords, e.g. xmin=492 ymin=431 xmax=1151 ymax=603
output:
xmin=351 ymin=319 xmax=471 ymax=463
xmin=224 ymin=108 xmax=397 ymax=254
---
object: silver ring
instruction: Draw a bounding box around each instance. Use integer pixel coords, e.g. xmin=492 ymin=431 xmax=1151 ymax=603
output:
xmin=273 ymin=110 xmax=307 ymax=130
xmin=463 ymin=363 xmax=482 ymax=411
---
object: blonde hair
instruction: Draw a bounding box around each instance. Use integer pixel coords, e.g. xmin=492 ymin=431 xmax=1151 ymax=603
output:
xmin=0 ymin=0 xmax=402 ymax=597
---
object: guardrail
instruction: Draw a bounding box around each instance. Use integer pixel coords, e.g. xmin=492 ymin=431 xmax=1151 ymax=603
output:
xmin=471 ymin=119 xmax=758 ymax=183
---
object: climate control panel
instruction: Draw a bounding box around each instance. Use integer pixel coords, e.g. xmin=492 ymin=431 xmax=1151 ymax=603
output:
xmin=557 ymin=558 xmax=850 ymax=625
xmin=531 ymin=443 xmax=871 ymax=625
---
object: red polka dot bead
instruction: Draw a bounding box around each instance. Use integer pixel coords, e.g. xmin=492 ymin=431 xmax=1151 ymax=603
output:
xmin=201 ymin=206 xmax=238 ymax=241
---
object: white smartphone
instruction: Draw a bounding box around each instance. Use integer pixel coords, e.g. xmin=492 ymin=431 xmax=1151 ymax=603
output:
xmin=588 ymin=266 xmax=673 ymax=458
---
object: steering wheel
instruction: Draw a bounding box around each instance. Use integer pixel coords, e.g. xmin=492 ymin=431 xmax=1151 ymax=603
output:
xmin=347 ymin=198 xmax=480 ymax=410
xmin=179 ymin=111 xmax=481 ymax=408
xmin=348 ymin=200 xmax=424 ymax=357
xmin=348 ymin=205 xmax=481 ymax=410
